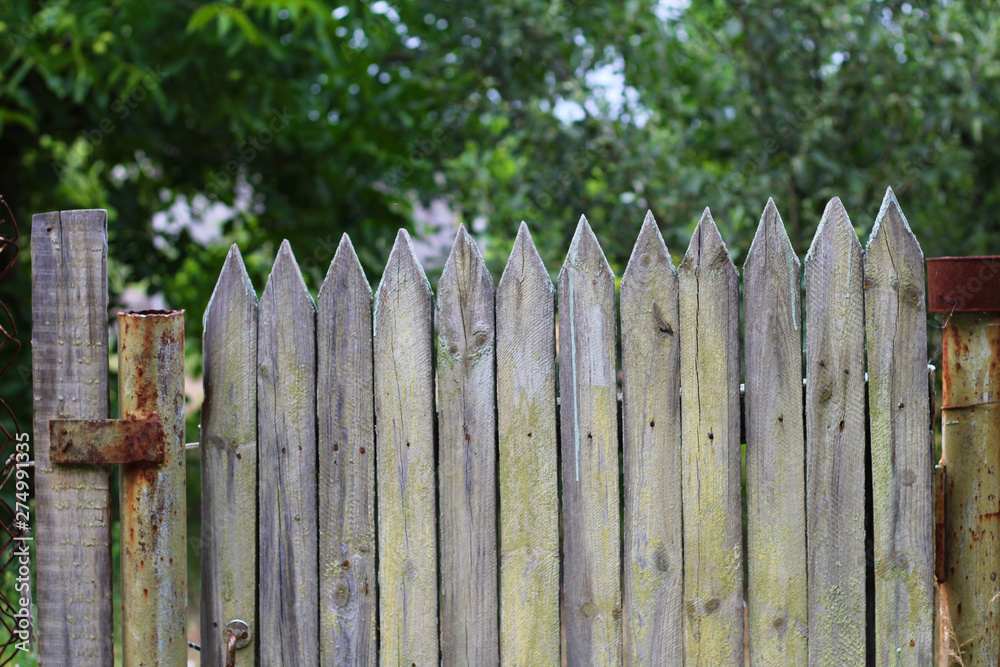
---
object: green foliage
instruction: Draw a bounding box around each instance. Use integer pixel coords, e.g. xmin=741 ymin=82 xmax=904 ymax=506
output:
xmin=0 ymin=0 xmax=997 ymax=445
xmin=2 ymin=0 xmax=998 ymax=658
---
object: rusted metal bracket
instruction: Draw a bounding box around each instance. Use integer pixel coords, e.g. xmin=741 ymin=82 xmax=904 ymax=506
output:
xmin=49 ymin=414 xmax=166 ymax=465
xmin=224 ymin=619 xmax=252 ymax=667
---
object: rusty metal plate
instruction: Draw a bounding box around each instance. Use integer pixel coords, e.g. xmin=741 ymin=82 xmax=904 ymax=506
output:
xmin=927 ymin=256 xmax=1000 ymax=313
xmin=940 ymin=312 xmax=1000 ymax=409
xmin=49 ymin=414 xmax=166 ymax=464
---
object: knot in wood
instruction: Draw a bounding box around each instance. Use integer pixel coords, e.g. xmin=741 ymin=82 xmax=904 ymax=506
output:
xmin=652 ymin=302 xmax=674 ymax=334
xmin=333 ymin=580 xmax=351 ymax=607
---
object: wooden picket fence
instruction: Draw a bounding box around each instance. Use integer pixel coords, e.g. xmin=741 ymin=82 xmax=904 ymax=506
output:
xmin=196 ymin=187 xmax=934 ymax=665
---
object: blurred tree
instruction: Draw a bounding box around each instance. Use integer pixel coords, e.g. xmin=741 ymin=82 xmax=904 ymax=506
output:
xmin=0 ymin=1 xmax=660 ymax=358
xmin=624 ymin=0 xmax=998 ymax=266
xmin=0 ymin=0 xmax=998 ymax=399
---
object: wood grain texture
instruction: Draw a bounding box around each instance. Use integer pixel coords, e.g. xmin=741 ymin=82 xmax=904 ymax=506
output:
xmin=557 ymin=216 xmax=621 ymax=666
xmin=436 ymin=226 xmax=499 ymax=666
xmin=620 ymin=212 xmax=682 ymax=666
xmin=317 ymin=236 xmax=376 ymax=666
xmin=678 ymin=208 xmax=743 ymax=664
xmin=201 ymin=245 xmax=258 ymax=667
xmin=804 ymin=198 xmax=867 ymax=665
xmin=258 ymin=240 xmax=319 ymax=665
xmin=373 ymin=229 xmax=438 ymax=666
xmin=31 ymin=210 xmax=113 ymax=666
xmin=496 ymin=223 xmax=560 ymax=666
xmin=863 ymin=187 xmax=932 ymax=664
xmin=743 ymin=199 xmax=808 ymax=665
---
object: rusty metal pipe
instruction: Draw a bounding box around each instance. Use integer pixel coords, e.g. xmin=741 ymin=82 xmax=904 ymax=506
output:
xmin=118 ymin=310 xmax=187 ymax=666
xmin=930 ymin=257 xmax=1000 ymax=666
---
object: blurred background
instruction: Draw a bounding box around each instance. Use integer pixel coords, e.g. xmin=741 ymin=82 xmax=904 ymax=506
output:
xmin=1 ymin=0 xmax=998 ymax=663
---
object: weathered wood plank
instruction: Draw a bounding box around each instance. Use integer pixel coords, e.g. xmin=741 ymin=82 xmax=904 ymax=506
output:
xmin=373 ymin=229 xmax=438 ymax=665
xmin=258 ymin=240 xmax=318 ymax=665
xmin=620 ymin=212 xmax=683 ymax=666
xmin=557 ymin=215 xmax=621 ymax=666
xmin=437 ymin=226 xmax=498 ymax=665
xmin=201 ymin=245 xmax=258 ymax=667
xmin=678 ymin=208 xmax=743 ymax=664
xmin=743 ymin=199 xmax=808 ymax=665
xmin=804 ymin=197 xmax=867 ymax=665
xmin=496 ymin=223 xmax=560 ymax=666
xmin=31 ymin=210 xmax=113 ymax=666
xmin=317 ymin=235 xmax=376 ymax=666
xmin=863 ymin=187 xmax=933 ymax=664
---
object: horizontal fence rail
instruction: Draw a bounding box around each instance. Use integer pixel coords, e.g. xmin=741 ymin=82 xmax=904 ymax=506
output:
xmin=196 ymin=187 xmax=938 ymax=665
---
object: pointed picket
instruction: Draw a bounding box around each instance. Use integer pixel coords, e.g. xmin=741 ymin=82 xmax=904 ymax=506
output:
xmin=620 ymin=212 xmax=683 ymax=666
xmin=373 ymin=229 xmax=438 ymax=666
xmin=743 ymin=200 xmax=808 ymax=664
xmin=679 ymin=208 xmax=743 ymax=664
xmin=864 ymin=188 xmax=933 ymax=663
xmin=804 ymin=198 xmax=867 ymax=665
xmin=557 ymin=215 xmax=622 ymax=666
xmin=201 ymin=245 xmax=258 ymax=667
xmin=436 ymin=225 xmax=498 ymax=665
xmin=258 ymin=240 xmax=319 ymax=665
xmin=317 ymin=235 xmax=376 ymax=666
xmin=496 ymin=223 xmax=560 ymax=666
